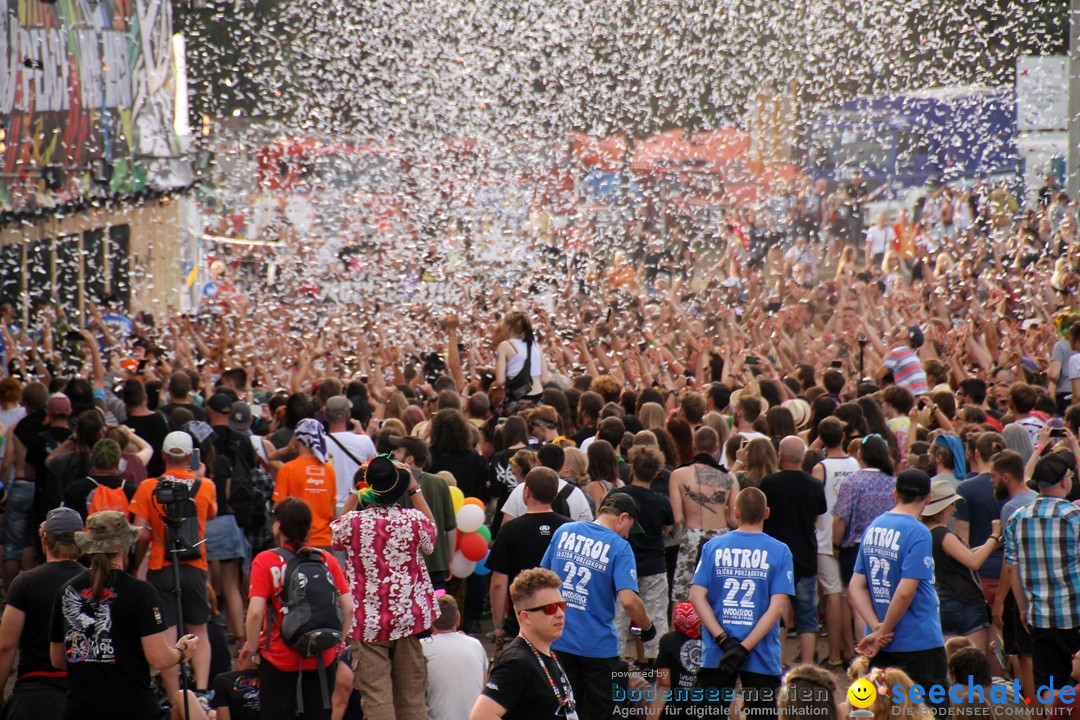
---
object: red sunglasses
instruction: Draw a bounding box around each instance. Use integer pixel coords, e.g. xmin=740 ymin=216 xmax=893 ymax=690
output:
xmin=523 ymin=601 xmax=567 ymax=615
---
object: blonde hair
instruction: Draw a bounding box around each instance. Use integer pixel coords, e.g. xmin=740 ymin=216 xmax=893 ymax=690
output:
xmin=867 ymin=667 xmax=926 ymax=720
xmin=563 ymin=447 xmax=588 ymax=483
xmin=703 ymin=412 xmax=730 ymax=448
xmin=638 ymin=402 xmax=667 ymax=431
xmin=384 ymin=392 xmax=409 ymax=421
xmin=435 ymin=470 xmax=457 ymax=488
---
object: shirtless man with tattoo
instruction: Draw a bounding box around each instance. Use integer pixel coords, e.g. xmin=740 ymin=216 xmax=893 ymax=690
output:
xmin=668 ymin=426 xmax=739 ymax=603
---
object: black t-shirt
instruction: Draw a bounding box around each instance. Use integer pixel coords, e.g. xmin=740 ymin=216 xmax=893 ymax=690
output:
xmin=569 ymin=427 xmax=595 ymax=448
xmin=431 ymin=450 xmax=489 ymax=501
xmin=488 ymin=511 xmax=570 ymax=635
xmin=211 ymin=424 xmax=257 ymax=515
xmin=158 ymin=401 xmax=207 ymax=422
xmin=26 ymin=426 xmax=72 ymax=488
xmin=759 ymin=470 xmax=827 ymax=578
xmin=649 ymin=466 xmax=674 ymax=498
xmin=49 ymin=569 xmax=167 ymax=720
xmin=486 ymin=448 xmax=521 ymax=505
xmin=5 ymin=560 xmax=84 ymax=689
xmin=124 ymin=412 xmax=170 ymax=478
xmin=654 ymin=631 xmax=703 ymax=718
xmin=61 ymin=474 xmax=136 ymax=522
xmin=616 ymin=484 xmax=674 ymax=577
xmin=210 ymin=669 xmax=260 ymax=720
xmin=930 ymin=526 xmax=984 ymax=606
xmin=12 ymin=409 xmax=45 ymax=453
xmin=483 ymin=637 xmax=574 ymax=720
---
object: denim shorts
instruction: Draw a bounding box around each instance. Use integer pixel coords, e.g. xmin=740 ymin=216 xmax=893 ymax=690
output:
xmin=940 ymin=599 xmax=990 ymax=636
xmin=204 ymin=515 xmax=250 ymax=563
xmin=792 ymin=574 xmax=820 ymax=633
xmin=2 ymin=481 xmax=35 ymax=561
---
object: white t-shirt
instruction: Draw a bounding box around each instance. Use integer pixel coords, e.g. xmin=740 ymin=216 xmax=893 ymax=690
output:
xmin=421 ymin=632 xmax=488 ymax=720
xmin=815 ymin=455 xmax=861 ymax=553
xmin=1067 ymin=353 xmax=1080 ymax=384
xmin=501 ymin=478 xmax=594 ymax=522
xmin=327 ymin=431 xmax=376 ymax=508
xmin=719 ymin=430 xmax=768 ymax=468
xmin=865 ymin=225 xmax=896 ymax=256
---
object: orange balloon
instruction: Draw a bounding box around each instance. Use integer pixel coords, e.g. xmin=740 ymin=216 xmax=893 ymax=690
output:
xmin=463 ymin=498 xmax=486 ymax=510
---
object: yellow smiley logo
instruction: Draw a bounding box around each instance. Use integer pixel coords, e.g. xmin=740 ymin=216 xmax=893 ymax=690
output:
xmin=847 ymin=678 xmax=877 ymax=709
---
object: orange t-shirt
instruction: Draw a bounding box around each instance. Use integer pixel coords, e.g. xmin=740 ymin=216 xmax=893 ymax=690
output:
xmin=129 ymin=470 xmax=218 ymax=571
xmin=272 ymin=457 xmax=337 ymax=547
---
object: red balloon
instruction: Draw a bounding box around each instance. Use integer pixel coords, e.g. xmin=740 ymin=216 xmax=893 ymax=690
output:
xmin=459 ymin=532 xmax=488 ymax=562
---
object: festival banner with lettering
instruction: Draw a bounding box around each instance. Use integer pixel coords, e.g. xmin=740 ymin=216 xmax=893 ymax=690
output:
xmin=0 ymin=0 xmax=192 ymax=213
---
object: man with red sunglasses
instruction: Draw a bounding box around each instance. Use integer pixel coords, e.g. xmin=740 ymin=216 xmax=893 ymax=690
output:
xmin=472 ymin=568 xmax=575 ymax=720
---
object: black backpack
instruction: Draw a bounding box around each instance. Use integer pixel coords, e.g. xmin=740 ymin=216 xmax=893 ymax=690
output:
xmin=266 ymin=547 xmax=344 ymax=713
xmin=550 ymin=482 xmax=577 ymax=519
xmin=163 ymin=479 xmax=203 ymax=561
xmin=221 ymin=432 xmax=264 ymax=529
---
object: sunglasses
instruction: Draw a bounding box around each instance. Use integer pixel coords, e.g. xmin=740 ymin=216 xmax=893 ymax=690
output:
xmin=523 ymin=601 xmax=567 ymax=615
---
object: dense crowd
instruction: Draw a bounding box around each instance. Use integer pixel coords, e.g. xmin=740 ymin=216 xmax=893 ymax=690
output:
xmin=1 ymin=173 xmax=1080 ymax=720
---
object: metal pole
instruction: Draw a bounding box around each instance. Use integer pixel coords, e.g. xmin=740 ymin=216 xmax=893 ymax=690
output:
xmin=1068 ymin=0 xmax=1080 ymax=199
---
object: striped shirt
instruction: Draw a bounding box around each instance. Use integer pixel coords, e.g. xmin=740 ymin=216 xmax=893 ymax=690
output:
xmin=883 ymin=346 xmax=929 ymax=395
xmin=1003 ymin=496 xmax=1080 ymax=629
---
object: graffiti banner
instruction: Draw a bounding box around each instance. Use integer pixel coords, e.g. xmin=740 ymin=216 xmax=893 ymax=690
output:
xmin=0 ymin=0 xmax=192 ymax=213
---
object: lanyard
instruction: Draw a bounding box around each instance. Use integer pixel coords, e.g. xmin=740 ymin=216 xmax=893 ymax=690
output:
xmin=521 ymin=635 xmax=576 ymax=713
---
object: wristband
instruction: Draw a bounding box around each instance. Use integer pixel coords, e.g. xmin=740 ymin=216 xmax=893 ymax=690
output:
xmin=175 ymin=645 xmax=185 ymax=665
xmin=1035 ymin=443 xmax=1045 ymax=453
xmin=408 ymin=486 xmax=423 ymax=496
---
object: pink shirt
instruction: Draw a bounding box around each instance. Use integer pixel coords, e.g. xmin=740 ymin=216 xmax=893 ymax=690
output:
xmin=330 ymin=506 xmax=439 ymax=642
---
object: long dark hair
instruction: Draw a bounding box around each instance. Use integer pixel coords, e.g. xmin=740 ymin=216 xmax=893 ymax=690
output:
xmin=667 ymin=418 xmax=694 ymax=467
xmin=806 ymin=397 xmax=837 ymax=445
xmin=859 ymin=436 xmax=894 ymax=476
xmin=429 ymin=409 xmax=473 ymax=454
xmin=586 ymin=440 xmax=619 ymax=484
xmin=89 ymin=553 xmax=118 ymax=602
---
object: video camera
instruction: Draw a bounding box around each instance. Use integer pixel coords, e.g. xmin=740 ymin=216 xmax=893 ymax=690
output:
xmin=154 ymin=479 xmax=191 ymax=506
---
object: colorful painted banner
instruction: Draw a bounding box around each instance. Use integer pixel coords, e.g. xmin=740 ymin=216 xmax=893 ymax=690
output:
xmin=0 ymin=0 xmax=192 ymax=213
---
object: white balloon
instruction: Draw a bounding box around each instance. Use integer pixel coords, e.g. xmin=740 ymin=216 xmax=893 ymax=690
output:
xmin=451 ymin=550 xmax=476 ymax=579
xmin=456 ymin=504 xmax=485 ymax=533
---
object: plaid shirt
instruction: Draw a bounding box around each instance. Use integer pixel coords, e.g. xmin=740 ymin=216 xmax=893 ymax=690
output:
xmin=1004 ymin=496 xmax=1080 ymax=629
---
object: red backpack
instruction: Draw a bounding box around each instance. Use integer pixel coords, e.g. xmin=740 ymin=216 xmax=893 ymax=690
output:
xmin=86 ymin=477 xmax=131 ymax=518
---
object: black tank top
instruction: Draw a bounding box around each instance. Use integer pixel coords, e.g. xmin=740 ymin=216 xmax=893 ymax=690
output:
xmin=930 ymin=526 xmax=984 ymax=605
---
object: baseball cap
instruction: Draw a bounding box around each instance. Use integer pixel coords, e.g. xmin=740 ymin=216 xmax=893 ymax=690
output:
xmin=206 ymin=393 xmax=234 ymax=415
xmin=895 ymin=469 xmax=932 ymax=498
xmin=43 ymin=507 xmax=84 ymax=535
xmin=162 ymin=431 xmax=194 ymax=458
xmin=1031 ymin=450 xmax=1075 ymax=489
xmin=46 ymin=393 xmax=72 ymax=417
xmin=324 ymin=396 xmax=352 ymax=416
xmin=920 ymin=479 xmax=961 ymax=517
xmin=228 ymin=401 xmax=252 ymax=433
xmin=599 ymin=492 xmax=644 ymax=534
xmin=908 ymin=326 xmax=925 ymax=349
xmin=387 ymin=435 xmax=429 ymax=463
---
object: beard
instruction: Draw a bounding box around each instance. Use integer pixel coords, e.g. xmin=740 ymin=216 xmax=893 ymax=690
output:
xmin=993 ymin=481 xmax=1009 ymax=502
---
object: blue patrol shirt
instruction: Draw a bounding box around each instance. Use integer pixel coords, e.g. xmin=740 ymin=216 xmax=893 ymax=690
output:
xmin=854 ymin=511 xmax=944 ymax=652
xmin=692 ymin=530 xmax=794 ymax=676
xmin=541 ymin=520 xmax=638 ymax=659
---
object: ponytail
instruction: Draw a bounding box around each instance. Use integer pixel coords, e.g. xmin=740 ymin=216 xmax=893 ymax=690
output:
xmin=89 ymin=553 xmax=115 ymax=602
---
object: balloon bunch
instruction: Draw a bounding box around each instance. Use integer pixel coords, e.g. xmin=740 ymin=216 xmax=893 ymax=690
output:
xmin=448 ymin=487 xmax=492 ymax=578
